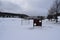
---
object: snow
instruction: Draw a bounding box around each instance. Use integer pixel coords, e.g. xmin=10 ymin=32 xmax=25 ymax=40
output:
xmin=0 ymin=18 xmax=60 ymax=40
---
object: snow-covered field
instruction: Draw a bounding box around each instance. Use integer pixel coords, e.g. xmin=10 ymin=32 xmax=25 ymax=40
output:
xmin=0 ymin=18 xmax=60 ymax=40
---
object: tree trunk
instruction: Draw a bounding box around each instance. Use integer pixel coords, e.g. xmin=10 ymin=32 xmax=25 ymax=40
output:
xmin=55 ymin=15 xmax=58 ymax=23
xmin=56 ymin=18 xmax=58 ymax=23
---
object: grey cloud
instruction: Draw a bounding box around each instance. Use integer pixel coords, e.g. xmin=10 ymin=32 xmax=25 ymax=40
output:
xmin=0 ymin=0 xmax=55 ymax=16
xmin=23 ymin=0 xmax=55 ymax=16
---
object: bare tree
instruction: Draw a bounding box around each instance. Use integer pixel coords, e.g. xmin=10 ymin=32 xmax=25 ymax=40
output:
xmin=48 ymin=0 xmax=60 ymax=23
xmin=54 ymin=0 xmax=60 ymax=22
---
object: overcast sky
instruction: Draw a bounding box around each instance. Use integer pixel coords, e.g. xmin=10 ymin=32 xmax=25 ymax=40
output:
xmin=1 ymin=0 xmax=55 ymax=16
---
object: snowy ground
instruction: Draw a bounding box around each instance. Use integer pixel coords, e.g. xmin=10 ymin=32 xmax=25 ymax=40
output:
xmin=0 ymin=18 xmax=60 ymax=40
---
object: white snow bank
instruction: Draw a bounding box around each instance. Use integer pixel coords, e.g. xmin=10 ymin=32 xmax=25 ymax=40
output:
xmin=0 ymin=18 xmax=60 ymax=40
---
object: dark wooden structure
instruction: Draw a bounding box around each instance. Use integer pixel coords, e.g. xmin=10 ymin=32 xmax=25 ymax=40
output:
xmin=33 ymin=16 xmax=43 ymax=27
xmin=33 ymin=19 xmax=42 ymax=26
